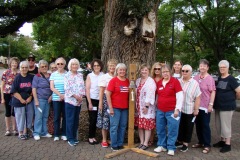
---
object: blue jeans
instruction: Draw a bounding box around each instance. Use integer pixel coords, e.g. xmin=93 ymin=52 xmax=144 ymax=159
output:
xmin=109 ymin=108 xmax=128 ymax=148
xmin=195 ymin=109 xmax=211 ymax=147
xmin=53 ymin=101 xmax=66 ymax=137
xmin=156 ymin=109 xmax=181 ymax=151
xmin=65 ymin=103 xmax=81 ymax=142
xmin=33 ymin=99 xmax=50 ymax=136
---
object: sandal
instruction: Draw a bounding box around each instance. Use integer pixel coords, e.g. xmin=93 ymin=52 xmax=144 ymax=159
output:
xmin=137 ymin=144 xmax=143 ymax=148
xmin=140 ymin=145 xmax=149 ymax=150
xmin=192 ymin=144 xmax=203 ymax=148
xmin=202 ymin=147 xmax=211 ymax=154
xmin=5 ymin=130 xmax=11 ymax=136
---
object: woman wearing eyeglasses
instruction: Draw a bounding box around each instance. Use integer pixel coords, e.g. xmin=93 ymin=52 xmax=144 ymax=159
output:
xmin=50 ymin=57 xmax=67 ymax=141
xmin=10 ymin=61 xmax=34 ymax=140
xmin=135 ymin=64 xmax=156 ymax=150
xmin=171 ymin=60 xmax=183 ymax=79
xmin=86 ymin=59 xmax=104 ymax=144
xmin=154 ymin=64 xmax=183 ymax=156
xmin=32 ymin=60 xmax=53 ymax=141
xmin=192 ymin=59 xmax=216 ymax=154
xmin=213 ymin=60 xmax=240 ymax=153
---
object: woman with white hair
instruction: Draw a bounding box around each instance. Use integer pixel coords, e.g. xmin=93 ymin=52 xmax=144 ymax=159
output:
xmin=32 ymin=60 xmax=52 ymax=140
xmin=106 ymin=63 xmax=129 ymax=151
xmin=213 ymin=60 xmax=240 ymax=153
xmin=64 ymin=58 xmax=85 ymax=146
xmin=50 ymin=57 xmax=67 ymax=141
xmin=10 ymin=61 xmax=34 ymax=140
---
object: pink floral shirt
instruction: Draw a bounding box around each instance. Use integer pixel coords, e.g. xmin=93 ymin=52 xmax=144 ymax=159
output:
xmin=64 ymin=71 xmax=85 ymax=106
xmin=1 ymin=69 xmax=19 ymax=94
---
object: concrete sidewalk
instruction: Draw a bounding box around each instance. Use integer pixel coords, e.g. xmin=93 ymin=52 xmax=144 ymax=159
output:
xmin=0 ymin=104 xmax=240 ymax=160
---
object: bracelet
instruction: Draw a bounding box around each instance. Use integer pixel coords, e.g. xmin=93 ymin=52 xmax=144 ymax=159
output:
xmin=209 ymin=103 xmax=213 ymax=106
xmin=145 ymin=106 xmax=149 ymax=109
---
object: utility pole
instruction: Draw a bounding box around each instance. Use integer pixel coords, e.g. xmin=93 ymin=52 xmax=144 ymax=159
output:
xmin=171 ymin=12 xmax=175 ymax=67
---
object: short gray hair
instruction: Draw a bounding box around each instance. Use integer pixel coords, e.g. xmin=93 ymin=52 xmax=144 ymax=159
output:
xmin=39 ymin=60 xmax=48 ymax=67
xmin=218 ymin=60 xmax=229 ymax=68
xmin=114 ymin=63 xmax=127 ymax=76
xmin=19 ymin=61 xmax=29 ymax=71
xmin=182 ymin=64 xmax=192 ymax=72
xmin=68 ymin=58 xmax=80 ymax=71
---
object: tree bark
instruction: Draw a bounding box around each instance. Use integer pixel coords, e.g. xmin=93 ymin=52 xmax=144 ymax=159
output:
xmin=101 ymin=0 xmax=161 ymax=69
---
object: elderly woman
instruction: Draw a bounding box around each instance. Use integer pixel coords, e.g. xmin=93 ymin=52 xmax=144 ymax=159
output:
xmin=32 ymin=60 xmax=52 ymax=140
xmin=176 ymin=64 xmax=201 ymax=152
xmin=134 ymin=64 xmax=156 ymax=150
xmin=47 ymin=62 xmax=57 ymax=135
xmin=10 ymin=61 xmax=34 ymax=140
xmin=171 ymin=60 xmax=183 ymax=79
xmin=86 ymin=59 xmax=104 ymax=144
xmin=96 ymin=59 xmax=117 ymax=148
xmin=154 ymin=64 xmax=183 ymax=156
xmin=1 ymin=57 xmax=20 ymax=136
xmin=106 ymin=63 xmax=129 ymax=151
xmin=213 ymin=60 xmax=240 ymax=153
xmin=50 ymin=57 xmax=67 ymax=141
xmin=64 ymin=58 xmax=85 ymax=147
xmin=192 ymin=59 xmax=216 ymax=154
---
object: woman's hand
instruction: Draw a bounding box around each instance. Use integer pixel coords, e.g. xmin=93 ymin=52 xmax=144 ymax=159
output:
xmin=109 ymin=108 xmax=114 ymax=116
xmin=34 ymin=100 xmax=39 ymax=107
xmin=26 ymin=96 xmax=32 ymax=104
xmin=88 ymin=103 xmax=93 ymax=111
xmin=142 ymin=107 xmax=148 ymax=115
xmin=1 ymin=99 xmax=5 ymax=104
xmin=59 ymin=94 xmax=64 ymax=101
xmin=173 ymin=109 xmax=179 ymax=118
xmin=193 ymin=109 xmax=199 ymax=116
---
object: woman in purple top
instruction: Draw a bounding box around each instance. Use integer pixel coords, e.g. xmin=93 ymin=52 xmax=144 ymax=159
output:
xmin=32 ymin=60 xmax=53 ymax=140
xmin=64 ymin=58 xmax=85 ymax=146
xmin=193 ymin=59 xmax=216 ymax=154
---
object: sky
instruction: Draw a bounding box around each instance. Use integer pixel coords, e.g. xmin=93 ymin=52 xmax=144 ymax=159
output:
xmin=18 ymin=22 xmax=33 ymax=37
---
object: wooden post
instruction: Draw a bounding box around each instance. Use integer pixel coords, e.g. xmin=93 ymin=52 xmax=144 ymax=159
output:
xmin=126 ymin=64 xmax=137 ymax=148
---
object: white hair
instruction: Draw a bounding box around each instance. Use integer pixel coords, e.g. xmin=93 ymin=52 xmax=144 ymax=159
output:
xmin=39 ymin=60 xmax=48 ymax=66
xmin=68 ymin=58 xmax=80 ymax=71
xmin=114 ymin=63 xmax=127 ymax=76
xmin=19 ymin=61 xmax=29 ymax=71
xmin=182 ymin=64 xmax=192 ymax=72
xmin=55 ymin=57 xmax=66 ymax=65
xmin=218 ymin=60 xmax=229 ymax=68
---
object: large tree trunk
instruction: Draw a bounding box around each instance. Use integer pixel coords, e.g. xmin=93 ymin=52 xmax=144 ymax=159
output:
xmin=101 ymin=0 xmax=161 ymax=69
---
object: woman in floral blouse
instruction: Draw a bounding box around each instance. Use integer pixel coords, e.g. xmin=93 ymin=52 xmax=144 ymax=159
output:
xmin=1 ymin=57 xmax=20 ymax=136
xmin=64 ymin=58 xmax=85 ymax=147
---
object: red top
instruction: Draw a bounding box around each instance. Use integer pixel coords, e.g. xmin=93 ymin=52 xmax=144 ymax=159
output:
xmin=157 ymin=77 xmax=182 ymax=112
xmin=107 ymin=77 xmax=129 ymax=109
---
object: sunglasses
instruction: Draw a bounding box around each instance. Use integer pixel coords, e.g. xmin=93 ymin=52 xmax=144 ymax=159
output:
xmin=182 ymin=70 xmax=189 ymax=73
xmin=51 ymin=67 xmax=57 ymax=69
xmin=41 ymin=66 xmax=48 ymax=68
xmin=57 ymin=63 xmax=64 ymax=65
xmin=28 ymin=59 xmax=35 ymax=62
xmin=154 ymin=68 xmax=161 ymax=71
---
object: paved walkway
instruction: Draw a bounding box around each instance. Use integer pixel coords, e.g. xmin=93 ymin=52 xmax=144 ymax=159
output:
xmin=0 ymin=104 xmax=240 ymax=160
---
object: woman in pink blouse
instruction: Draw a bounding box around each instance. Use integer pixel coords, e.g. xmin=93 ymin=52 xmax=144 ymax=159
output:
xmin=1 ymin=57 xmax=20 ymax=136
xmin=64 ymin=58 xmax=85 ymax=147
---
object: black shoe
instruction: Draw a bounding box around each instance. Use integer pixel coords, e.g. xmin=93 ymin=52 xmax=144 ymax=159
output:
xmin=213 ymin=141 xmax=225 ymax=148
xmin=118 ymin=146 xmax=124 ymax=150
xmin=220 ymin=144 xmax=231 ymax=153
xmin=175 ymin=141 xmax=183 ymax=148
xmin=137 ymin=144 xmax=143 ymax=149
xmin=180 ymin=145 xmax=188 ymax=152
xmin=140 ymin=145 xmax=149 ymax=150
xmin=88 ymin=140 xmax=95 ymax=145
xmin=111 ymin=147 xmax=119 ymax=151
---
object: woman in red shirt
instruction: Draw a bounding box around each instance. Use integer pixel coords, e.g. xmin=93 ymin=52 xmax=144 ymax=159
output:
xmin=106 ymin=63 xmax=129 ymax=151
xmin=154 ymin=65 xmax=183 ymax=156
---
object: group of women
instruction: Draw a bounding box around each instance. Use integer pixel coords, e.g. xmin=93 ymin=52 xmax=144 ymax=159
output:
xmin=1 ymin=57 xmax=240 ymax=154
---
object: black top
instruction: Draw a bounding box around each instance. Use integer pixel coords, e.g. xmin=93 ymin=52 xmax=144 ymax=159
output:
xmin=28 ymin=66 xmax=38 ymax=75
xmin=214 ymin=75 xmax=239 ymax=111
xmin=10 ymin=73 xmax=34 ymax=107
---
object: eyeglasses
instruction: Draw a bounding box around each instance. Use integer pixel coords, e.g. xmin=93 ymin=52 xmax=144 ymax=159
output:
xmin=21 ymin=67 xmax=28 ymax=69
xmin=51 ymin=67 xmax=57 ymax=69
xmin=182 ymin=70 xmax=189 ymax=73
xmin=154 ymin=68 xmax=161 ymax=71
xmin=57 ymin=63 xmax=64 ymax=65
xmin=28 ymin=59 xmax=35 ymax=62
xmin=41 ymin=66 xmax=48 ymax=68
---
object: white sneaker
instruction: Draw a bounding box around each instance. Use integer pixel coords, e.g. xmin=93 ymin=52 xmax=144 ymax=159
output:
xmin=167 ymin=150 xmax=174 ymax=156
xmin=41 ymin=133 xmax=52 ymax=138
xmin=154 ymin=146 xmax=167 ymax=153
xmin=61 ymin=136 xmax=67 ymax=141
xmin=54 ymin=137 xmax=60 ymax=141
xmin=34 ymin=135 xmax=40 ymax=141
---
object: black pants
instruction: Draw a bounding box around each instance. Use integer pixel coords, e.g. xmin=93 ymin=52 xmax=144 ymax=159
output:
xmin=4 ymin=93 xmax=15 ymax=117
xmin=86 ymin=99 xmax=99 ymax=138
xmin=178 ymin=112 xmax=194 ymax=143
